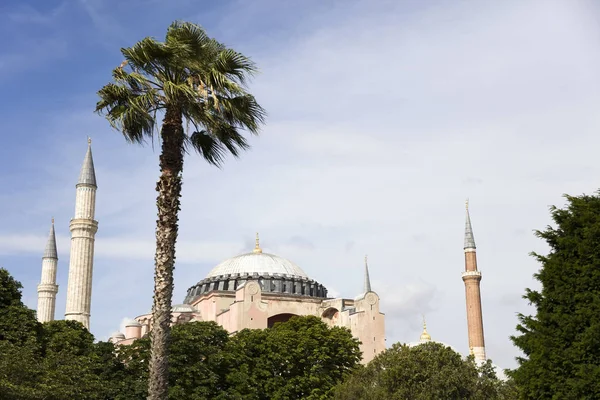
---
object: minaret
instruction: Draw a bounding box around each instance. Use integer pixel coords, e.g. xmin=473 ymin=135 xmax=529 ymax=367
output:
xmin=65 ymin=138 xmax=98 ymax=330
xmin=37 ymin=219 xmax=59 ymax=323
xmin=462 ymin=200 xmax=486 ymax=361
xmin=364 ymin=255 xmax=372 ymax=293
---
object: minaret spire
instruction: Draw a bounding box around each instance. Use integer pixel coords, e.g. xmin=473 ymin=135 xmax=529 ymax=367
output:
xmin=461 ymin=200 xmax=486 ymax=362
xmin=65 ymin=139 xmax=99 ymax=330
xmin=78 ymin=137 xmax=97 ymax=186
xmin=464 ymin=199 xmax=476 ymax=249
xmin=364 ymin=255 xmax=372 ymax=293
xmin=37 ymin=218 xmax=59 ymax=323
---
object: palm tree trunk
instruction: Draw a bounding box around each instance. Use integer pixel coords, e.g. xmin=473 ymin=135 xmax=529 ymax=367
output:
xmin=147 ymin=106 xmax=184 ymax=400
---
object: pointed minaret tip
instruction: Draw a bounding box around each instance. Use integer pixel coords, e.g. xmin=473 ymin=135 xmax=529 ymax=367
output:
xmin=43 ymin=219 xmax=58 ymax=259
xmin=78 ymin=138 xmax=97 ymax=187
xmin=363 ymin=255 xmax=372 ymax=293
xmin=464 ymin=199 xmax=476 ymax=250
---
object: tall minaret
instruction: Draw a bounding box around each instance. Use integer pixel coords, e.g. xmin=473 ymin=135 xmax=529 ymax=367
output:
xmin=37 ymin=219 xmax=59 ymax=323
xmin=65 ymin=138 xmax=98 ymax=330
xmin=462 ymin=200 xmax=486 ymax=361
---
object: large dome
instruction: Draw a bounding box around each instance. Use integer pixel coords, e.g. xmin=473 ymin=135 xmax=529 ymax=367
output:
xmin=183 ymin=235 xmax=328 ymax=303
xmin=205 ymin=252 xmax=309 ymax=279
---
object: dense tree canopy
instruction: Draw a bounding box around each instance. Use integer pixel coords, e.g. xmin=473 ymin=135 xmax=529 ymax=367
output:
xmin=116 ymin=316 xmax=361 ymax=400
xmin=226 ymin=315 xmax=361 ymax=400
xmin=511 ymin=193 xmax=600 ymax=399
xmin=0 ymin=268 xmax=123 ymax=400
xmin=333 ymin=342 xmax=517 ymax=400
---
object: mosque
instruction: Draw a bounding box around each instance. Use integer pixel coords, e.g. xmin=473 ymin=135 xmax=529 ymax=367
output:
xmin=35 ymin=140 xmax=488 ymax=366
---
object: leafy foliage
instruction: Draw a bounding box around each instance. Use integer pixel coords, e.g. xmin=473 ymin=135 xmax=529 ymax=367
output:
xmin=510 ymin=193 xmax=600 ymax=399
xmin=333 ymin=342 xmax=516 ymax=400
xmin=115 ymin=317 xmax=360 ymax=400
xmin=0 ymin=269 xmax=124 ymax=400
xmin=226 ymin=315 xmax=361 ymax=400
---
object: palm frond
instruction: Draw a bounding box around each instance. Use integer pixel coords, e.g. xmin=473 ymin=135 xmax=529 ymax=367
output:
xmin=97 ymin=21 xmax=266 ymax=155
xmin=121 ymin=37 xmax=169 ymax=77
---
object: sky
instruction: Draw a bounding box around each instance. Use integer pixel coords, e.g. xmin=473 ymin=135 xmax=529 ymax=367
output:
xmin=1 ymin=0 xmax=600 ymax=370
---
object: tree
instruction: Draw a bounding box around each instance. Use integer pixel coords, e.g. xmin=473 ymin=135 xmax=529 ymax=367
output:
xmin=116 ymin=321 xmax=232 ymax=400
xmin=334 ymin=342 xmax=515 ymax=400
xmin=0 ymin=268 xmax=44 ymax=399
xmin=0 ymin=269 xmax=126 ymax=400
xmin=38 ymin=321 xmax=109 ymax=400
xmin=510 ymin=193 xmax=600 ymax=399
xmin=226 ymin=316 xmax=361 ymax=399
xmin=95 ymin=21 xmax=265 ymax=399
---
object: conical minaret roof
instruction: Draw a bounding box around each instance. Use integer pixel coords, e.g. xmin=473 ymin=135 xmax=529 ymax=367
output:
xmin=364 ymin=255 xmax=372 ymax=293
xmin=78 ymin=138 xmax=97 ymax=186
xmin=43 ymin=219 xmax=58 ymax=259
xmin=464 ymin=200 xmax=476 ymax=249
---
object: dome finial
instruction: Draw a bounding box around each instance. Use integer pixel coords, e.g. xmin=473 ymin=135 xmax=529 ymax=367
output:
xmin=466 ymin=198 xmax=469 ymax=210
xmin=420 ymin=314 xmax=431 ymax=342
xmin=88 ymin=137 xmax=92 ymax=145
xmin=253 ymin=232 xmax=262 ymax=254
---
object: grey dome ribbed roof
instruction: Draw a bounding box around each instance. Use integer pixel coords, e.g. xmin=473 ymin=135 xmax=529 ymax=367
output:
xmin=78 ymin=140 xmax=97 ymax=186
xmin=110 ymin=331 xmax=125 ymax=338
xmin=205 ymin=252 xmax=309 ymax=279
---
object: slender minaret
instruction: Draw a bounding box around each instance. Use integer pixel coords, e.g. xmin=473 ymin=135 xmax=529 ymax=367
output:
xmin=462 ymin=200 xmax=486 ymax=361
xmin=37 ymin=219 xmax=59 ymax=323
xmin=364 ymin=255 xmax=372 ymax=293
xmin=65 ymin=138 xmax=98 ymax=330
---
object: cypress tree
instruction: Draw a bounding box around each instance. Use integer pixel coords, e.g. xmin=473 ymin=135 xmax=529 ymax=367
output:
xmin=511 ymin=193 xmax=600 ymax=399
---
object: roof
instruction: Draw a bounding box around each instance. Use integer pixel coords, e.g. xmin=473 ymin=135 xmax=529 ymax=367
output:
xmin=205 ymin=251 xmax=309 ymax=279
xmin=172 ymin=304 xmax=195 ymax=313
xmin=78 ymin=139 xmax=97 ymax=187
xmin=43 ymin=220 xmax=58 ymax=259
xmin=464 ymin=202 xmax=476 ymax=249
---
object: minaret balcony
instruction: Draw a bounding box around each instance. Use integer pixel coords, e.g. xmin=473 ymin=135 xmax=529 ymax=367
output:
xmin=37 ymin=283 xmax=59 ymax=293
xmin=461 ymin=271 xmax=482 ymax=278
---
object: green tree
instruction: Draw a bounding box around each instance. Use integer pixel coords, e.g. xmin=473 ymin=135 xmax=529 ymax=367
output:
xmin=334 ymin=342 xmax=514 ymax=400
xmin=0 ymin=268 xmax=44 ymax=399
xmin=38 ymin=320 xmax=124 ymax=400
xmin=510 ymin=193 xmax=600 ymax=399
xmin=0 ymin=268 xmax=41 ymax=346
xmin=227 ymin=316 xmax=361 ymax=400
xmin=95 ymin=21 xmax=265 ymax=400
xmin=116 ymin=321 xmax=232 ymax=400
xmin=0 ymin=268 xmax=126 ymax=400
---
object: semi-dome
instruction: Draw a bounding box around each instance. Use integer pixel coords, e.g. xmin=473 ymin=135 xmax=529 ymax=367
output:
xmin=110 ymin=331 xmax=125 ymax=339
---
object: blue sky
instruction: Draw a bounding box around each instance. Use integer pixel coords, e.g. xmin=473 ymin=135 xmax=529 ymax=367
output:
xmin=1 ymin=0 xmax=600 ymax=369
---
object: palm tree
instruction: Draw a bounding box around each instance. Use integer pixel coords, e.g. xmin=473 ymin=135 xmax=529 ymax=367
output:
xmin=95 ymin=21 xmax=265 ymax=400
